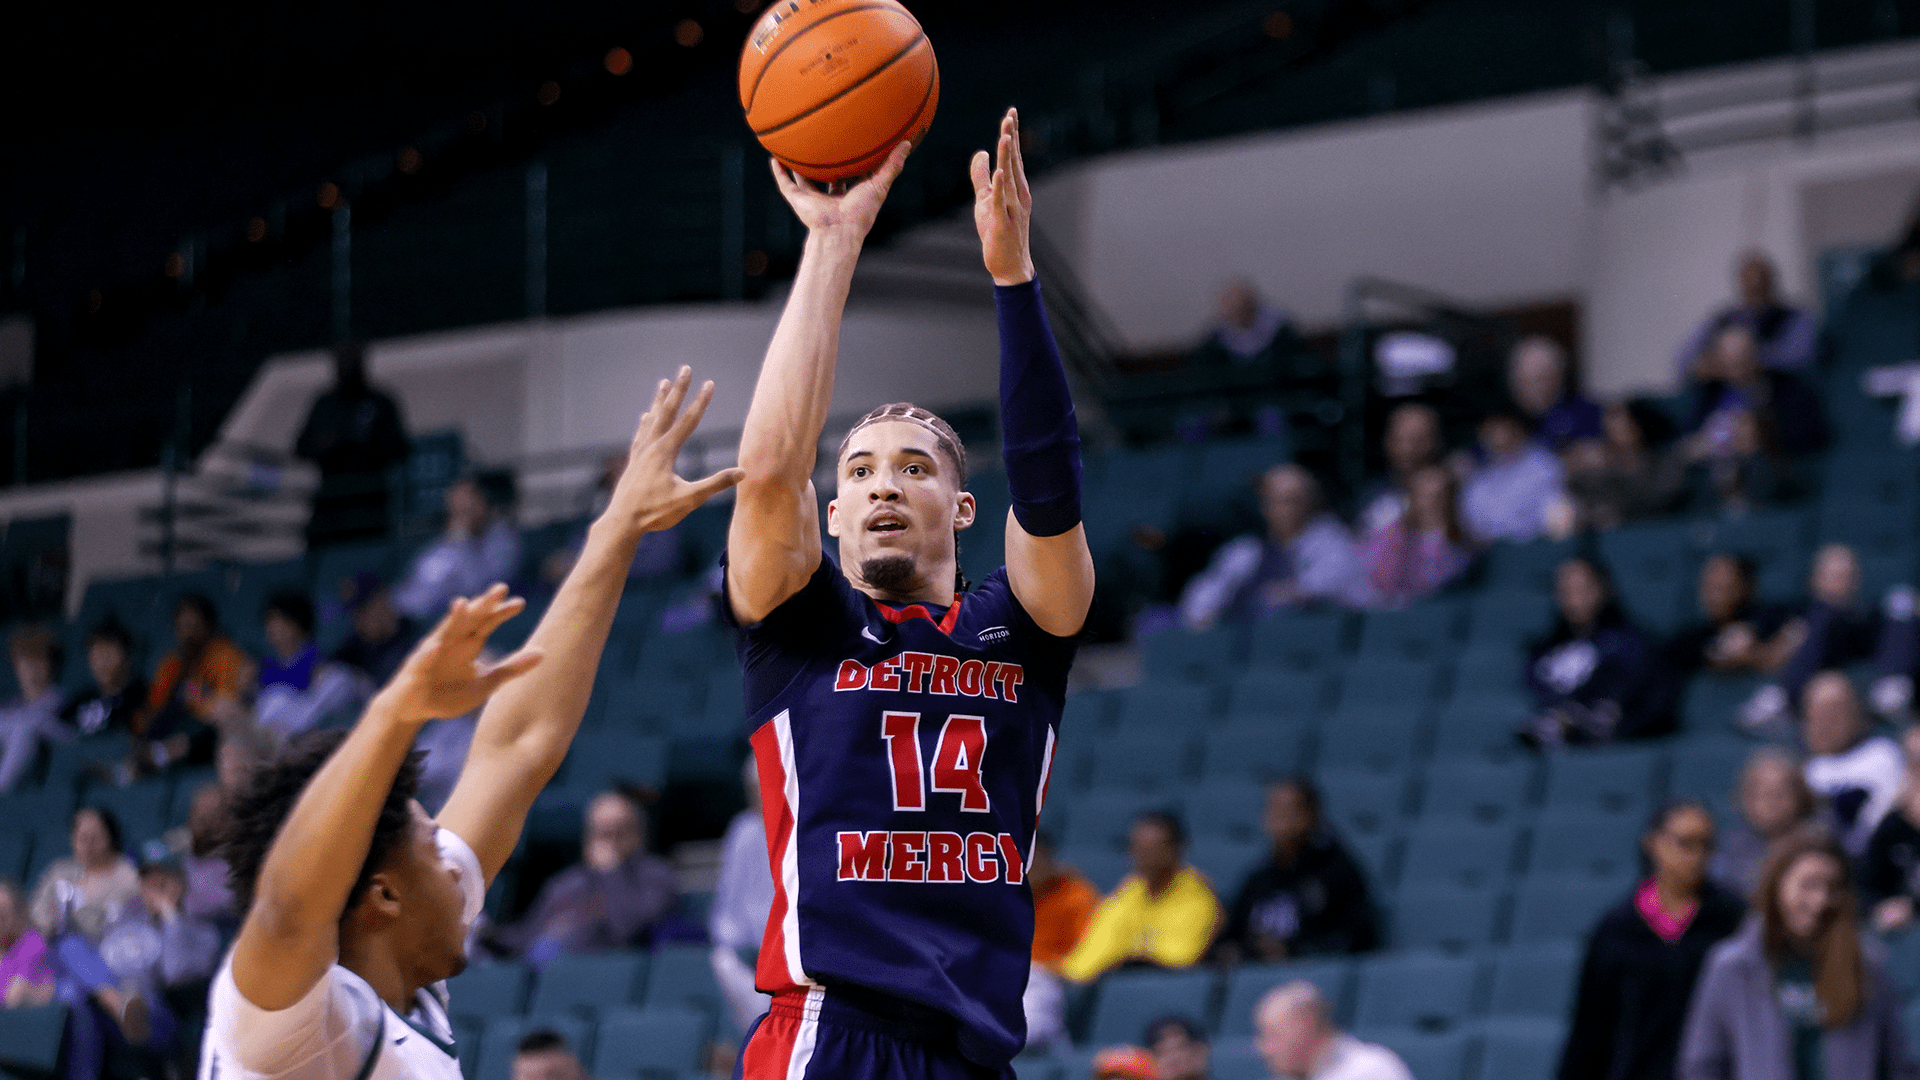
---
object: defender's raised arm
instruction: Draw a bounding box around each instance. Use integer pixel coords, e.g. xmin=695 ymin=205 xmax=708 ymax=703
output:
xmin=727 ymin=143 xmax=911 ymax=624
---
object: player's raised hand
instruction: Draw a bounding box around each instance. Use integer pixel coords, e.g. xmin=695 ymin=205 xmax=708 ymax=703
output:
xmin=379 ymin=585 xmax=544 ymax=724
xmin=970 ymin=108 xmax=1034 ymax=287
xmin=772 ymin=141 xmax=911 ymax=239
xmin=604 ymin=365 xmax=747 ymax=536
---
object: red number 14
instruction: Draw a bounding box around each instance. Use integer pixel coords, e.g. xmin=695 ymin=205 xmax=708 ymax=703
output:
xmin=881 ymin=711 xmax=991 ymax=813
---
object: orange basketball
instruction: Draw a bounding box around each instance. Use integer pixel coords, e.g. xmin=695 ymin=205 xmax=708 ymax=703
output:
xmin=739 ymin=0 xmax=939 ymax=183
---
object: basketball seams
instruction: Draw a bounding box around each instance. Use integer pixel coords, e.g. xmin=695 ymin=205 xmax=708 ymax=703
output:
xmin=772 ymin=61 xmax=937 ymax=172
xmin=741 ymin=1 xmax=917 ymax=115
xmin=750 ymin=32 xmax=928 ymax=139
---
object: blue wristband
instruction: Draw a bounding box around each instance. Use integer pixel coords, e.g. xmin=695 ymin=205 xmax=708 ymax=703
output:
xmin=996 ymin=279 xmax=1083 ymax=537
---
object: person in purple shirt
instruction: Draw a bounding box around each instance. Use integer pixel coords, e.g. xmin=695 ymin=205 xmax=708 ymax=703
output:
xmin=490 ymin=789 xmax=677 ymax=966
xmin=0 ymin=878 xmax=54 ymax=1009
xmin=1673 ymin=250 xmax=1819 ymax=375
xmin=1509 ymin=336 xmax=1603 ymax=451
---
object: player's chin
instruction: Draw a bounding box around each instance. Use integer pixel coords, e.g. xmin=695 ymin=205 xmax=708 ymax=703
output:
xmin=437 ymin=945 xmax=470 ymax=983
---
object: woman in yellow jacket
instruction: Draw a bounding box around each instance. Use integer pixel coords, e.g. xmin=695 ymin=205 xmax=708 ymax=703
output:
xmin=1061 ymin=810 xmax=1222 ymax=982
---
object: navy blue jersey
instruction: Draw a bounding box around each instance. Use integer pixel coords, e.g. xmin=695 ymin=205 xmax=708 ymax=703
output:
xmin=727 ymin=553 xmax=1077 ymax=1068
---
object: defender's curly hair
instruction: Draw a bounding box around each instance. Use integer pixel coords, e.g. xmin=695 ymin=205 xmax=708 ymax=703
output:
xmin=218 ymin=727 xmax=424 ymax=917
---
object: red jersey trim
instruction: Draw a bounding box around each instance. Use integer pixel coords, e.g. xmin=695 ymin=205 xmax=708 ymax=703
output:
xmin=874 ymin=594 xmax=964 ymax=635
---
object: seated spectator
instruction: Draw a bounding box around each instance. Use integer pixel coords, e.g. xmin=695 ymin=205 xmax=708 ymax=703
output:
xmin=1179 ymin=464 xmax=1372 ymax=628
xmin=1146 ymin=1015 xmax=1211 ymax=1080
xmin=542 ymin=454 xmax=685 ymax=588
xmin=711 ymin=758 xmax=774 ymax=1034
xmin=1560 ymin=399 xmax=1686 ymax=532
xmin=331 ymin=573 xmax=421 ymax=686
xmin=131 ymin=594 xmax=249 ymax=777
xmin=1679 ymin=828 xmax=1916 ymax=1080
xmin=1673 ymin=250 xmax=1818 ymax=375
xmin=1679 ymin=326 xmax=1827 ymax=513
xmin=1863 ymin=727 xmax=1920 ymax=934
xmin=513 ymin=1028 xmax=589 ymax=1080
xmin=1 ymin=879 xmax=54 ymax=1008
xmin=1362 ymin=465 xmax=1472 ymax=608
xmin=1357 ymin=403 xmax=1443 ymax=537
xmin=1199 ymin=279 xmax=1291 ymax=366
xmin=1461 ymin=408 xmax=1565 ymax=543
xmin=1255 ymin=980 xmax=1413 ymax=1080
xmin=254 ymin=590 xmax=365 ymax=740
xmin=30 ymin=806 xmax=140 ymax=944
xmin=1801 ymin=671 xmax=1905 ymax=856
xmin=1093 ymin=1046 xmax=1162 ymax=1080
xmin=1521 ymin=556 xmax=1668 ymax=747
xmin=490 ymin=789 xmax=676 ymax=966
xmin=1559 ymin=801 xmax=1746 ymax=1080
xmin=1060 ymin=811 xmax=1221 ymax=982
xmin=1217 ymin=779 xmax=1378 ymax=962
xmin=1742 ymin=544 xmax=1887 ymax=731
xmin=0 ymin=626 xmax=68 ymax=793
xmin=1509 ymin=336 xmax=1603 ymax=451
xmin=1030 ymin=831 xmax=1098 ymax=969
xmin=394 ymin=476 xmax=522 ymax=621
xmin=59 ymin=619 xmax=146 ymax=741
xmin=1665 ymin=554 xmax=1797 ymax=681
xmin=1710 ymin=748 xmax=1817 ymax=900
xmin=168 ymin=784 xmax=238 ymax=930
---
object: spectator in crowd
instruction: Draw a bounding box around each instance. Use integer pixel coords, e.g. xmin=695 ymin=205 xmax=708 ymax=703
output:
xmin=542 ymin=454 xmax=685 ymax=589
xmin=254 ymin=590 xmax=365 ymax=739
xmin=0 ymin=626 xmax=67 ymax=793
xmin=394 ymin=476 xmax=523 ymax=620
xmin=1667 ymin=554 xmax=1798 ymax=682
xmin=1358 ymin=403 xmax=1443 ymax=538
xmin=1461 ymin=408 xmax=1565 ymax=543
xmin=1560 ymin=399 xmax=1687 ymax=532
xmin=1255 ymin=980 xmax=1413 ymax=1080
xmin=1199 ymin=279 xmax=1291 ymax=365
xmin=1179 ymin=465 xmax=1372 ymax=628
xmin=490 ymin=789 xmax=677 ymax=966
xmin=1674 ymin=251 xmax=1819 ymax=375
xmin=1 ymin=879 xmax=54 ymax=1008
xmin=1559 ymin=801 xmax=1746 ymax=1080
xmin=1864 ymin=726 xmax=1920 ymax=934
xmin=711 ymin=758 xmax=774 ymax=1034
xmin=1093 ymin=1046 xmax=1162 ymax=1080
xmin=1060 ymin=811 xmax=1221 ymax=982
xmin=1363 ymin=465 xmax=1471 ymax=608
xmin=512 ymin=1029 xmax=589 ymax=1080
xmin=170 ymin=783 xmax=237 ymax=930
xmin=1742 ymin=544 xmax=1887 ymax=731
xmin=1679 ymin=827 xmax=1918 ymax=1080
xmin=1216 ymin=778 xmax=1378 ymax=962
xmin=1030 ymin=831 xmax=1098 ymax=969
xmin=30 ymin=806 xmax=139 ymax=944
xmin=330 ymin=573 xmax=420 ymax=686
xmin=131 ymin=593 xmax=249 ymax=777
xmin=1711 ymin=749 xmax=1817 ymax=900
xmin=1521 ymin=556 xmax=1669 ymax=747
xmin=293 ymin=338 xmax=410 ymax=549
xmin=1801 ymin=671 xmax=1905 ymax=857
xmin=59 ymin=619 xmax=146 ymax=741
xmin=1146 ymin=1015 xmax=1211 ymax=1080
xmin=1680 ymin=326 xmax=1827 ymax=513
xmin=1509 ymin=336 xmax=1603 ymax=451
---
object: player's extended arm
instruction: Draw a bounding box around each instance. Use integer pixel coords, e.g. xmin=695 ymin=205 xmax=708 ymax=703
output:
xmin=727 ymin=143 xmax=912 ymax=624
xmin=973 ymin=109 xmax=1094 ymax=637
xmin=230 ymin=591 xmax=542 ymax=1011
xmin=438 ymin=369 xmax=744 ymax=880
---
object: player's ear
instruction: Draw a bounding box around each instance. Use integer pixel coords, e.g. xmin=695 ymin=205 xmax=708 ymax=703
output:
xmin=824 ymin=497 xmax=842 ymax=538
xmin=952 ymin=491 xmax=977 ymax=532
xmin=361 ymin=871 xmax=403 ymax=922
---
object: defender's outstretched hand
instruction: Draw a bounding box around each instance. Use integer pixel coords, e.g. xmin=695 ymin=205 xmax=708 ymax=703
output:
xmin=380 ymin=585 xmax=543 ymax=724
xmin=606 ymin=365 xmax=747 ymax=536
xmin=772 ymin=141 xmax=912 ymax=238
xmin=970 ymin=108 xmax=1034 ymax=287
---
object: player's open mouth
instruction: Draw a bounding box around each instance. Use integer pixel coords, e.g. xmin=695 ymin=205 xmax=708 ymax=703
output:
xmin=867 ymin=515 xmax=908 ymax=533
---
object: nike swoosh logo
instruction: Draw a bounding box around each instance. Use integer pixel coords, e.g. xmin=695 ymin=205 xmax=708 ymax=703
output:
xmin=394 ymin=1035 xmax=408 ymax=1045
xmin=861 ymin=626 xmax=888 ymax=644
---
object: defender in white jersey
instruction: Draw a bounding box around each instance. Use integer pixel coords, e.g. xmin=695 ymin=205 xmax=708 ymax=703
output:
xmin=201 ymin=369 xmax=742 ymax=1080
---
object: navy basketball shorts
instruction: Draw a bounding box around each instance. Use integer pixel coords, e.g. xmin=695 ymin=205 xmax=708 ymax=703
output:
xmin=736 ymin=986 xmax=1015 ymax=1080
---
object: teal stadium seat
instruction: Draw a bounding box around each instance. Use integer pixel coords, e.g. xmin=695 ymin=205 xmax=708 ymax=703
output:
xmin=1542 ymin=747 xmax=1664 ymax=817
xmin=1011 ymin=1058 xmax=1062 ymax=1080
xmin=0 ymin=832 xmax=29 ymax=884
xmin=1317 ymin=770 xmax=1411 ymax=842
xmin=1198 ymin=722 xmax=1311 ymax=784
xmin=1481 ymin=538 xmax=1577 ymax=594
xmin=560 ymin=732 xmax=668 ymax=793
xmin=0 ymin=1003 xmax=69 ymax=1074
xmin=1351 ymin=952 xmax=1481 ymax=1031
xmin=1355 ymin=602 xmax=1462 ymax=663
xmin=1526 ymin=812 xmax=1645 ymax=881
xmin=1060 ymin=844 xmax=1130 ymax=893
xmin=1209 ymin=1045 xmax=1269 ymax=1080
xmin=1596 ymin=524 xmax=1693 ymax=634
xmin=1141 ymin=626 xmax=1242 ymax=684
xmin=1224 ymin=670 xmax=1331 ymax=723
xmin=1246 ymin=610 xmax=1349 ymax=672
xmin=1431 ymin=698 xmax=1533 ymax=761
xmin=1086 ymin=967 xmax=1213 ymax=1047
xmin=1667 ymin=737 xmax=1753 ymax=802
xmin=1114 ymin=683 xmax=1215 ymax=732
xmin=1185 ymin=780 xmax=1269 ymax=843
xmin=1365 ymin=1030 xmax=1469 ymax=1080
xmin=1398 ymin=820 xmax=1519 ymax=889
xmin=1678 ymin=673 xmax=1765 ymax=734
xmin=1086 ymin=732 xmax=1196 ymax=791
xmin=1334 ymin=660 xmax=1443 ymax=712
xmin=1466 ymin=590 xmax=1555 ymax=646
xmin=1388 ymin=883 xmax=1502 ymax=951
xmin=1419 ymin=758 xmax=1535 ymax=823
xmin=527 ymin=952 xmax=648 ymax=1018
xmin=592 ymin=1005 xmax=711 ymax=1078
xmin=1061 ymin=691 xmax=1115 ymax=731
xmin=444 ymin=961 xmax=530 ymax=1025
xmin=1448 ymin=653 xmax=1531 ymax=710
xmin=82 ymin=778 xmax=170 ymax=848
xmin=1477 ymin=1018 xmax=1567 ymax=1080
xmin=1060 ymin=789 xmax=1179 ymax=853
xmin=1487 ymin=941 xmax=1581 ymax=1022
xmin=1316 ymin=715 xmax=1423 ymax=776
xmin=1187 ymin=838 xmax=1264 ymax=895
xmin=642 ymin=944 xmax=725 ymax=1020
xmin=1219 ymin=959 xmax=1357 ymax=1035
xmin=1511 ymin=876 xmax=1630 ymax=943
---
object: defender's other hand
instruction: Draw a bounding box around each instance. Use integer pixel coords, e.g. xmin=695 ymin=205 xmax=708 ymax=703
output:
xmin=772 ymin=142 xmax=911 ymax=239
xmin=606 ymin=366 xmax=746 ymax=536
xmin=380 ymin=585 xmax=544 ymax=723
xmin=970 ymin=108 xmax=1034 ymax=287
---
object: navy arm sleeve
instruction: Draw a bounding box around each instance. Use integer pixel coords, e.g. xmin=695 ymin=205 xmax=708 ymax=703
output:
xmin=996 ymin=279 xmax=1083 ymax=537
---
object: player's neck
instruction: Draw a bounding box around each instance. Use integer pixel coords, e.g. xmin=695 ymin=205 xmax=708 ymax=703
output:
xmin=339 ymin=933 xmax=424 ymax=1014
xmin=846 ymin=554 xmax=958 ymax=609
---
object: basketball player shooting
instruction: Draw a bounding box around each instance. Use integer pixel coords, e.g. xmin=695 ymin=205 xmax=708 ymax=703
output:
xmin=726 ymin=109 xmax=1094 ymax=1080
xmin=199 ymin=369 xmax=741 ymax=1080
